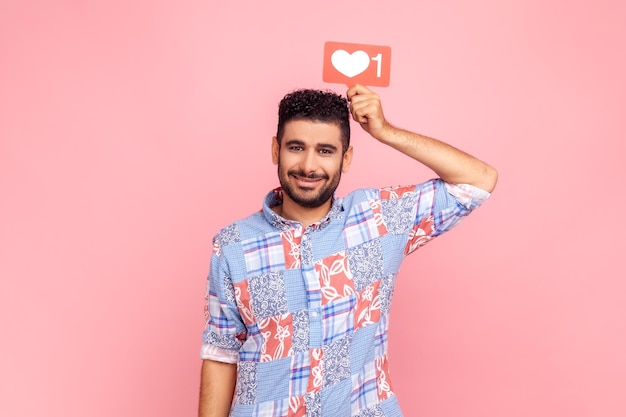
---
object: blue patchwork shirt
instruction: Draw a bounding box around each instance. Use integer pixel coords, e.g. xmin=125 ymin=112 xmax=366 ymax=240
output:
xmin=202 ymin=179 xmax=490 ymax=417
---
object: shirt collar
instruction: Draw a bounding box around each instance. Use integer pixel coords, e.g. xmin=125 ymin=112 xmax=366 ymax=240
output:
xmin=262 ymin=187 xmax=343 ymax=231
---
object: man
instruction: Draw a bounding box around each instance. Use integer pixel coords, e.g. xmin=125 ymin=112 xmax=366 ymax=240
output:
xmin=199 ymin=84 xmax=498 ymax=416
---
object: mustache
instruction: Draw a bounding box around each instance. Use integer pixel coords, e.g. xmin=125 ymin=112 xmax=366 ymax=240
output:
xmin=288 ymin=170 xmax=329 ymax=180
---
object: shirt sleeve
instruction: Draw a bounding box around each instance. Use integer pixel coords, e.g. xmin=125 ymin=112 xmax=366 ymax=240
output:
xmin=444 ymin=182 xmax=491 ymax=210
xmin=200 ymin=232 xmax=246 ymax=363
xmin=404 ymin=179 xmax=490 ymax=255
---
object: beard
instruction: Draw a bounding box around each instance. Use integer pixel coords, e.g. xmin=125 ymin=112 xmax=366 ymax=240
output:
xmin=277 ymin=159 xmax=343 ymax=209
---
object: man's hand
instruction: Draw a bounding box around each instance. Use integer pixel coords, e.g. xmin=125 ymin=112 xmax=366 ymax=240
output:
xmin=346 ymin=84 xmax=391 ymax=141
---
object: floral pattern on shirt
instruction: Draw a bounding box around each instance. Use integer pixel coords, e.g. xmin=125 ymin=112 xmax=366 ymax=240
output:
xmin=380 ymin=185 xmax=415 ymax=200
xmin=291 ymin=310 xmax=310 ymax=354
xmin=308 ymin=348 xmax=324 ymax=393
xmin=259 ymin=313 xmax=293 ymax=361
xmin=381 ymin=195 xmax=416 ymax=236
xmin=234 ymin=280 xmax=255 ymax=326
xmin=315 ymin=251 xmax=355 ymax=305
xmin=236 ymin=361 xmax=257 ymax=405
xmin=288 ymin=396 xmax=306 ymax=417
xmin=223 ymin=271 xmax=236 ymax=303
xmin=354 ymin=281 xmax=382 ymax=330
xmin=347 ymin=239 xmax=383 ymax=291
xmin=378 ymin=274 xmax=397 ymax=316
xmin=248 ymin=271 xmax=289 ymax=320
xmin=375 ymin=354 xmax=394 ymax=401
xmin=405 ymin=215 xmax=434 ymax=255
xmin=323 ymin=335 xmax=352 ymax=388
xmin=213 ymin=223 xmax=241 ymax=256
xmin=282 ymin=227 xmax=302 ymax=269
xmin=356 ymin=405 xmax=385 ymax=417
xmin=207 ymin=331 xmax=242 ymax=351
xmin=304 ymin=392 xmax=321 ymax=417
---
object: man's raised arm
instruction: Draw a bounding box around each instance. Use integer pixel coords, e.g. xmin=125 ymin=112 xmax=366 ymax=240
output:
xmin=347 ymin=84 xmax=498 ymax=193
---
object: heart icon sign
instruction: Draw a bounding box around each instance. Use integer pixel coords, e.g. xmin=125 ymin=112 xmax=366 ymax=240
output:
xmin=331 ymin=50 xmax=370 ymax=78
xmin=323 ymin=41 xmax=391 ymax=87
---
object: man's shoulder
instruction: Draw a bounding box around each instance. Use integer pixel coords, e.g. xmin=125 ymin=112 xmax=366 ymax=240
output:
xmin=340 ymin=186 xmax=382 ymax=204
xmin=211 ymin=209 xmax=271 ymax=248
xmin=341 ymin=182 xmax=427 ymax=204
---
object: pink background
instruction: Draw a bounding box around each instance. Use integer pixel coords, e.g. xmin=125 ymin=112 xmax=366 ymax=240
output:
xmin=1 ymin=1 xmax=625 ymax=416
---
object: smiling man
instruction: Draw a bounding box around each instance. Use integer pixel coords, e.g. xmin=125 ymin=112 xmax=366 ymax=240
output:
xmin=199 ymin=85 xmax=498 ymax=417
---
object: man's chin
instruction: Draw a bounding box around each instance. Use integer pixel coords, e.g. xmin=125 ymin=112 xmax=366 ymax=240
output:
xmin=291 ymin=195 xmax=327 ymax=209
xmin=279 ymin=175 xmax=339 ymax=209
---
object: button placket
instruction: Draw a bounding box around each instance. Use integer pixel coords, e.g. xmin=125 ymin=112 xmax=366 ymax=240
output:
xmin=300 ymin=228 xmax=322 ymax=346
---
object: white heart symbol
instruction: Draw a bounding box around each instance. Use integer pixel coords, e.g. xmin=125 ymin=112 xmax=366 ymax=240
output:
xmin=331 ymin=50 xmax=370 ymax=78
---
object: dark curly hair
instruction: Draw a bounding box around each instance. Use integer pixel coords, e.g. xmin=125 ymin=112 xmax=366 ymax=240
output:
xmin=276 ymin=89 xmax=350 ymax=152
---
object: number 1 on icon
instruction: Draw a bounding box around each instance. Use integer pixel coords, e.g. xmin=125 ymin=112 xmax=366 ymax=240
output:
xmin=371 ymin=53 xmax=382 ymax=78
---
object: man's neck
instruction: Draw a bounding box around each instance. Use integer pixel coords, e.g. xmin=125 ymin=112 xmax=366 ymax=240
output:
xmin=273 ymin=198 xmax=332 ymax=229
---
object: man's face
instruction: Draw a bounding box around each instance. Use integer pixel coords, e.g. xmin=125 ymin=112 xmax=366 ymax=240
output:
xmin=272 ymin=120 xmax=353 ymax=209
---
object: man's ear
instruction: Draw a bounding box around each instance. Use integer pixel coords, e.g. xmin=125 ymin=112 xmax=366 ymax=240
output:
xmin=341 ymin=146 xmax=354 ymax=173
xmin=271 ymin=136 xmax=280 ymax=165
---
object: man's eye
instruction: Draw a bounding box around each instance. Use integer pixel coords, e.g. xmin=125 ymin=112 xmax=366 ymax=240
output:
xmin=319 ymin=149 xmax=333 ymax=155
xmin=289 ymin=146 xmax=303 ymax=151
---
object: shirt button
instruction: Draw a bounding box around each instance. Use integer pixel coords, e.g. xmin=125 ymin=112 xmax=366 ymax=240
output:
xmin=311 ymin=311 xmax=318 ymax=318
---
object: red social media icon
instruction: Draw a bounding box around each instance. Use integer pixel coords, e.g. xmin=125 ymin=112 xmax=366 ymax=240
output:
xmin=323 ymin=41 xmax=391 ymax=87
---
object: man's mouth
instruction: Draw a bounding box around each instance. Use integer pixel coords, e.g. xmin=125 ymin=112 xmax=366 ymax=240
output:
xmin=290 ymin=172 xmax=327 ymax=188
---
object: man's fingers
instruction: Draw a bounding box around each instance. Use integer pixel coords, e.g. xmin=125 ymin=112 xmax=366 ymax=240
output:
xmin=347 ymin=85 xmax=386 ymax=135
xmin=350 ymin=100 xmax=378 ymax=124
xmin=346 ymin=84 xmax=373 ymax=101
xmin=350 ymin=94 xmax=380 ymax=115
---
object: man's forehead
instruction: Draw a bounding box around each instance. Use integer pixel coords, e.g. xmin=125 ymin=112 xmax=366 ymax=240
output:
xmin=282 ymin=119 xmax=342 ymax=141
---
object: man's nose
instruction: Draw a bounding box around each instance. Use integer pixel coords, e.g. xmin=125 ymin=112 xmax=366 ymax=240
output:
xmin=301 ymin=149 xmax=318 ymax=173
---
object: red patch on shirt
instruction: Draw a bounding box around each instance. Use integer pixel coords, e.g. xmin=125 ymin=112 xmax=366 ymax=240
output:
xmin=354 ymin=281 xmax=382 ymax=330
xmin=233 ymin=280 xmax=255 ymax=326
xmin=281 ymin=228 xmax=302 ymax=269
xmin=315 ymin=251 xmax=355 ymax=305
xmin=380 ymin=185 xmax=414 ymax=199
xmin=405 ymin=215 xmax=434 ymax=255
xmin=259 ymin=313 xmax=293 ymax=362
xmin=308 ymin=348 xmax=324 ymax=393
xmin=376 ymin=354 xmax=394 ymax=401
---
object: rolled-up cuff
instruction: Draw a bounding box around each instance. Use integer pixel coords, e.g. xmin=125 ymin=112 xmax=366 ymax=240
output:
xmin=444 ymin=182 xmax=491 ymax=210
xmin=200 ymin=344 xmax=239 ymax=364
